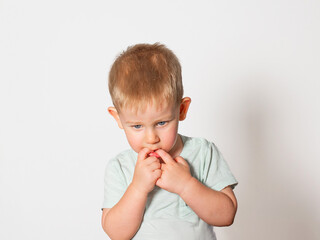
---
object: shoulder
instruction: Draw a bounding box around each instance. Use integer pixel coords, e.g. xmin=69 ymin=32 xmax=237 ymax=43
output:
xmin=181 ymin=135 xmax=223 ymax=164
xmin=181 ymin=135 xmax=216 ymax=152
xmin=104 ymin=149 xmax=137 ymax=184
xmin=105 ymin=149 xmax=137 ymax=170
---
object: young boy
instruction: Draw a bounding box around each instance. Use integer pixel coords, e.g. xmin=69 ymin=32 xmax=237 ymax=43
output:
xmin=101 ymin=43 xmax=238 ymax=240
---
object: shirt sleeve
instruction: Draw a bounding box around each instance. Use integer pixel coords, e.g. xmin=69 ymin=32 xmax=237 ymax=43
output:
xmin=201 ymin=141 xmax=238 ymax=191
xmin=102 ymin=158 xmax=128 ymax=209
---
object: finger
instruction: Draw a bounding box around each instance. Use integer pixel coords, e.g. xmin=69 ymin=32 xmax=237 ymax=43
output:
xmin=155 ymin=176 xmax=163 ymax=187
xmin=145 ymin=156 xmax=160 ymax=165
xmin=153 ymin=169 xmax=162 ymax=179
xmin=137 ymin=148 xmax=152 ymax=162
xmin=155 ymin=149 xmax=175 ymax=164
xmin=148 ymin=161 xmax=161 ymax=171
xmin=160 ymin=163 xmax=165 ymax=170
xmin=175 ymin=156 xmax=188 ymax=166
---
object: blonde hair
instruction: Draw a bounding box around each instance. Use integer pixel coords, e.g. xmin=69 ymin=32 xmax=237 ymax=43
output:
xmin=108 ymin=43 xmax=183 ymax=112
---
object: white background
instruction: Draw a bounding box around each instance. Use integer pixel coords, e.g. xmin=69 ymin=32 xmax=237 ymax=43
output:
xmin=1 ymin=1 xmax=319 ymax=239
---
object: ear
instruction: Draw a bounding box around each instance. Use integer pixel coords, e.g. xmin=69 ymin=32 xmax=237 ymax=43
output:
xmin=179 ymin=97 xmax=191 ymax=121
xmin=108 ymin=107 xmax=123 ymax=129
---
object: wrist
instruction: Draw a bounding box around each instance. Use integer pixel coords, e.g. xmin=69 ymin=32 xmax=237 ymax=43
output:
xmin=179 ymin=176 xmax=198 ymax=198
xmin=129 ymin=183 xmax=149 ymax=199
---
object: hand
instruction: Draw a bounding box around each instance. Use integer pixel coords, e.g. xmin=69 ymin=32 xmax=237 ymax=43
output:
xmin=155 ymin=149 xmax=193 ymax=195
xmin=131 ymin=148 xmax=162 ymax=196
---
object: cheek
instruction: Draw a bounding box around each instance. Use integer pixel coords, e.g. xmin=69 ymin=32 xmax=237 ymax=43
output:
xmin=124 ymin=130 xmax=143 ymax=152
xmin=163 ymin=124 xmax=179 ymax=148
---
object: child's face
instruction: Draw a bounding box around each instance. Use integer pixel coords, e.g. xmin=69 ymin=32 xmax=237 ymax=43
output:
xmin=109 ymin=98 xmax=191 ymax=157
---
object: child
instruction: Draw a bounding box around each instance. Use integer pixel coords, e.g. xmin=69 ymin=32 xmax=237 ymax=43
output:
xmin=101 ymin=43 xmax=238 ymax=240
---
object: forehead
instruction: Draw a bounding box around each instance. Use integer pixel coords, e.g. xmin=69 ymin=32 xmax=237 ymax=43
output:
xmin=119 ymin=102 xmax=178 ymax=122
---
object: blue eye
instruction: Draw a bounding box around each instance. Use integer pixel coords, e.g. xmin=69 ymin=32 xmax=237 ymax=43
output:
xmin=133 ymin=125 xmax=142 ymax=129
xmin=157 ymin=121 xmax=167 ymax=126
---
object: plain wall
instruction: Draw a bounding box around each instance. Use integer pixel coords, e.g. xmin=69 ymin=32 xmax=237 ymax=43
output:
xmin=1 ymin=1 xmax=319 ymax=239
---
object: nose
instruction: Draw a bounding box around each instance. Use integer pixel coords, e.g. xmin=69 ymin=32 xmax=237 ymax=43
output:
xmin=145 ymin=128 xmax=160 ymax=145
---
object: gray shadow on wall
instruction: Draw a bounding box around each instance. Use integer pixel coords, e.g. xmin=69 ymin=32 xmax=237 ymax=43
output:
xmin=227 ymin=77 xmax=318 ymax=239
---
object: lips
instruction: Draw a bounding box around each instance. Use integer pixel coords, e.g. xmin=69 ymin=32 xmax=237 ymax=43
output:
xmin=148 ymin=152 xmax=160 ymax=158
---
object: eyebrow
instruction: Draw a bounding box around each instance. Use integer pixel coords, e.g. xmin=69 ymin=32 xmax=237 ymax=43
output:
xmin=125 ymin=115 xmax=175 ymax=125
xmin=125 ymin=121 xmax=143 ymax=125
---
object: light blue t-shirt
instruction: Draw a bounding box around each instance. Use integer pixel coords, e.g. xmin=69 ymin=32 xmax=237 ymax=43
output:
xmin=102 ymin=135 xmax=238 ymax=240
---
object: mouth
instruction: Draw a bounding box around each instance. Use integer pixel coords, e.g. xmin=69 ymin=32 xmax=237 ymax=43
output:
xmin=148 ymin=151 xmax=160 ymax=158
xmin=147 ymin=150 xmax=164 ymax=164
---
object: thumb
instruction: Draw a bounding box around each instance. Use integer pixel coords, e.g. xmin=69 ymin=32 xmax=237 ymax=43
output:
xmin=155 ymin=177 xmax=163 ymax=188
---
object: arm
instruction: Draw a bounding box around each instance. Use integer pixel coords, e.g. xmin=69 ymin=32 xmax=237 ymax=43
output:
xmin=155 ymin=149 xmax=237 ymax=227
xmin=180 ymin=179 xmax=237 ymax=226
xmin=101 ymin=185 xmax=148 ymax=240
xmin=101 ymin=148 xmax=161 ymax=239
